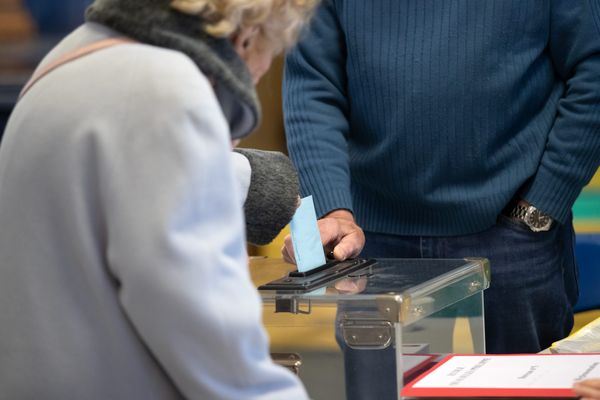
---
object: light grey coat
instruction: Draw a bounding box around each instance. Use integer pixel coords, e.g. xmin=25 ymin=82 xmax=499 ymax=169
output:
xmin=0 ymin=23 xmax=307 ymax=400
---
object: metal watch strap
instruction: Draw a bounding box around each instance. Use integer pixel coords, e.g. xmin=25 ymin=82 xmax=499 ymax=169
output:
xmin=508 ymin=204 xmax=529 ymax=221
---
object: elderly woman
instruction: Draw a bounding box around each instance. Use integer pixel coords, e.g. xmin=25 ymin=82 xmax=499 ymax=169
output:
xmin=0 ymin=0 xmax=316 ymax=399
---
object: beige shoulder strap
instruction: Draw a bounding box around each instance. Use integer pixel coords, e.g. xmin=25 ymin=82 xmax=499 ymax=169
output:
xmin=19 ymin=37 xmax=135 ymax=101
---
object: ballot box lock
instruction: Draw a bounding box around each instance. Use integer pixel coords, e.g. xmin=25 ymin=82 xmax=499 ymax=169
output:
xmin=339 ymin=318 xmax=393 ymax=350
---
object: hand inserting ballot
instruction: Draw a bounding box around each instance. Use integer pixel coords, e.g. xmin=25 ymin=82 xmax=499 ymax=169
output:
xmin=282 ymin=208 xmax=365 ymax=265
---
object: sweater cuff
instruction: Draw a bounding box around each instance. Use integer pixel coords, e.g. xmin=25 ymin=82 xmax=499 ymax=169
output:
xmin=521 ymin=165 xmax=582 ymax=225
xmin=310 ymin=187 xmax=354 ymax=219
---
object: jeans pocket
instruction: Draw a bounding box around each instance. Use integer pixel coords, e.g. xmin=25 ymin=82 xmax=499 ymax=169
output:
xmin=489 ymin=214 xmax=562 ymax=285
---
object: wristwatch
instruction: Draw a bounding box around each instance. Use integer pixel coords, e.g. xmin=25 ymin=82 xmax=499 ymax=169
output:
xmin=508 ymin=203 xmax=554 ymax=232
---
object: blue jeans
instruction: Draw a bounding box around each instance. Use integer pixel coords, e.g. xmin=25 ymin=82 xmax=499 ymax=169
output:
xmin=339 ymin=214 xmax=578 ymax=400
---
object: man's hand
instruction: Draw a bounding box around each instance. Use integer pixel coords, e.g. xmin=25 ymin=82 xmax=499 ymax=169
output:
xmin=573 ymin=379 xmax=600 ymax=399
xmin=281 ymin=209 xmax=366 ymax=264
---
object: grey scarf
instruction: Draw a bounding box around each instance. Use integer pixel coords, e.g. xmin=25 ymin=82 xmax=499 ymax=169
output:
xmin=86 ymin=0 xmax=260 ymax=139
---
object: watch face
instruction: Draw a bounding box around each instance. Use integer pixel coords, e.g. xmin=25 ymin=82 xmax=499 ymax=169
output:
xmin=526 ymin=208 xmax=552 ymax=231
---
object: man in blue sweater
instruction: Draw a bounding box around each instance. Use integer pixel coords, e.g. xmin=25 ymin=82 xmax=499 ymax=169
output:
xmin=283 ymin=1 xmax=600 ymax=398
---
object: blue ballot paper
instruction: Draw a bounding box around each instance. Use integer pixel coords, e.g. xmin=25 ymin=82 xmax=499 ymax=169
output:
xmin=290 ymin=196 xmax=326 ymax=273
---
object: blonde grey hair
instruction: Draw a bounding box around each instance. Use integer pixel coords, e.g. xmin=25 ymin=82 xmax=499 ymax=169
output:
xmin=171 ymin=0 xmax=318 ymax=53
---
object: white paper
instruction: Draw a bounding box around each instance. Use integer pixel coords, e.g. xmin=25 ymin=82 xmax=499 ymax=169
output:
xmin=413 ymin=354 xmax=600 ymax=389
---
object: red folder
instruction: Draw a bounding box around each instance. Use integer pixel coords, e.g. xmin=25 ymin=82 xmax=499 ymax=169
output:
xmin=401 ymin=353 xmax=600 ymax=398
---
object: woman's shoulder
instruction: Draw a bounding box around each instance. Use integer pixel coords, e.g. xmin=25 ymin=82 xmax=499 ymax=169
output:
xmin=103 ymin=40 xmax=220 ymax=122
xmin=66 ymin=23 xmax=214 ymax=105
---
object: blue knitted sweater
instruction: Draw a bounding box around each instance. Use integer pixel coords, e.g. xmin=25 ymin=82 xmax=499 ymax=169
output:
xmin=284 ymin=0 xmax=600 ymax=236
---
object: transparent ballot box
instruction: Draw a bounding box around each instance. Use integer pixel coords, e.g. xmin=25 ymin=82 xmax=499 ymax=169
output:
xmin=250 ymin=257 xmax=490 ymax=400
